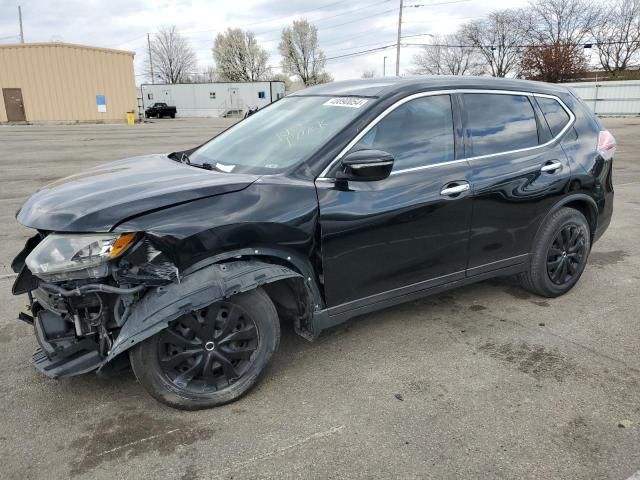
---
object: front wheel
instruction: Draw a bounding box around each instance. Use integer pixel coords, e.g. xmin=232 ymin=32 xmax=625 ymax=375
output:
xmin=520 ymin=207 xmax=591 ymax=298
xmin=130 ymin=287 xmax=280 ymax=410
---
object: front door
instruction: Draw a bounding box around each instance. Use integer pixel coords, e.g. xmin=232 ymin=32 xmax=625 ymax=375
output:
xmin=3 ymin=88 xmax=26 ymax=122
xmin=317 ymin=93 xmax=473 ymax=310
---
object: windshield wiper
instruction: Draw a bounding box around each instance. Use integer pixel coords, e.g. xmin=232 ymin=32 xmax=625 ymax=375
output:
xmin=169 ymin=152 xmax=221 ymax=172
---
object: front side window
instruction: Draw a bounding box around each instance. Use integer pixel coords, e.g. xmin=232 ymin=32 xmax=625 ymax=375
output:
xmin=350 ymin=95 xmax=455 ymax=171
xmin=536 ymin=96 xmax=571 ymax=137
xmin=190 ymin=96 xmax=373 ymax=173
xmin=464 ymin=93 xmax=539 ymax=157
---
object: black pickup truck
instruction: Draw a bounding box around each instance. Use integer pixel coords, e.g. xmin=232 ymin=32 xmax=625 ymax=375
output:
xmin=144 ymin=102 xmax=177 ymax=118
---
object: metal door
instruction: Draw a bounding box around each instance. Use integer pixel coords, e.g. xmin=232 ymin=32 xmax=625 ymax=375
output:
xmin=228 ymin=88 xmax=239 ymax=109
xmin=3 ymin=88 xmax=26 ymax=122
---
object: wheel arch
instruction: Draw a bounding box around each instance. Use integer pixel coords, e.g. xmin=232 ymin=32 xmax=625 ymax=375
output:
xmin=536 ymin=194 xmax=598 ymax=246
xmin=101 ymin=257 xmax=319 ymax=369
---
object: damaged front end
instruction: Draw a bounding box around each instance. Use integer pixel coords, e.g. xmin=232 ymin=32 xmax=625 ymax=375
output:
xmin=13 ymin=232 xmax=309 ymax=381
xmin=12 ymin=232 xmax=177 ymax=379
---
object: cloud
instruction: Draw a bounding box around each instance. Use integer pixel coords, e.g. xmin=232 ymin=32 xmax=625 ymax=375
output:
xmin=0 ymin=0 xmax=529 ymax=82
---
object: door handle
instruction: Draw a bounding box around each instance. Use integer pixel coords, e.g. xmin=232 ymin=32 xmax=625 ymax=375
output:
xmin=440 ymin=182 xmax=470 ymax=196
xmin=540 ymin=160 xmax=562 ymax=173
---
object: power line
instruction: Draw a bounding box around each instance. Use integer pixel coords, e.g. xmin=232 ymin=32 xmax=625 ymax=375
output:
xmin=178 ymin=0 xmax=390 ymax=39
xmin=326 ymin=44 xmax=397 ymax=62
xmin=403 ymin=39 xmax=640 ymax=49
xmin=255 ymin=7 xmax=398 ymax=44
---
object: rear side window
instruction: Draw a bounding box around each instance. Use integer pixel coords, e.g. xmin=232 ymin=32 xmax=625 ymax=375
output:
xmin=352 ymin=94 xmax=454 ymax=171
xmin=464 ymin=94 xmax=539 ymax=157
xmin=536 ymin=96 xmax=571 ymax=137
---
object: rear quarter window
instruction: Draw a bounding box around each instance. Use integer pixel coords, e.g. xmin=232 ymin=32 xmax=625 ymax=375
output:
xmin=464 ymin=93 xmax=539 ymax=157
xmin=535 ymin=96 xmax=571 ymax=137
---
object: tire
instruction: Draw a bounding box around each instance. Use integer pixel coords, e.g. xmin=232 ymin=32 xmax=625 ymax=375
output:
xmin=130 ymin=287 xmax=280 ymax=410
xmin=520 ymin=207 xmax=591 ymax=298
xmin=170 ymin=113 xmax=175 ymax=118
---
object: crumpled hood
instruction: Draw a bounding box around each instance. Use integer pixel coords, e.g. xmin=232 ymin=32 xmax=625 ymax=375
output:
xmin=16 ymin=154 xmax=260 ymax=232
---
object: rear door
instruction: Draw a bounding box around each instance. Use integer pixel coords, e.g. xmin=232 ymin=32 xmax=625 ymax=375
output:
xmin=462 ymin=91 xmax=573 ymax=275
xmin=317 ymin=93 xmax=473 ymax=309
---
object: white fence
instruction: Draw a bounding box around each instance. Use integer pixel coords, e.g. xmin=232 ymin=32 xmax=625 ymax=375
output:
xmin=563 ymin=80 xmax=640 ymax=116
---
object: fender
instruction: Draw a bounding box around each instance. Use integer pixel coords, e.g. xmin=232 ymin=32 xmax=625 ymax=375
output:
xmin=104 ymin=260 xmax=302 ymax=363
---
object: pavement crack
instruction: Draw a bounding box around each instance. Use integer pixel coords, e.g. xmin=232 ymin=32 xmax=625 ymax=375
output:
xmin=211 ymin=425 xmax=346 ymax=479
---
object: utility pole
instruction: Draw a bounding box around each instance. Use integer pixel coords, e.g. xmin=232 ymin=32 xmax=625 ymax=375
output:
xmin=18 ymin=6 xmax=24 ymax=43
xmin=395 ymin=0 xmax=403 ymax=76
xmin=147 ymin=33 xmax=155 ymax=84
xmin=383 ymin=56 xmax=388 ymax=76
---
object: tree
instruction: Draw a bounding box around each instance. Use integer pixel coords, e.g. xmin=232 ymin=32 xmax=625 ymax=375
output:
xmin=279 ymin=19 xmax=331 ymax=86
xmin=185 ymin=65 xmax=220 ymax=83
xmin=520 ymin=43 xmax=588 ymax=81
xmin=519 ymin=0 xmax=600 ymax=81
xmin=308 ymin=72 xmax=334 ymax=85
xmin=213 ymin=28 xmax=269 ymax=81
xmin=146 ymin=26 xmax=198 ymax=84
xmin=361 ymin=69 xmax=376 ymax=78
xmin=591 ymin=0 xmax=640 ymax=75
xmin=269 ymin=73 xmax=293 ymax=92
xmin=459 ymin=10 xmax=526 ymax=77
xmin=526 ymin=0 xmax=600 ymax=45
xmin=411 ymin=33 xmax=481 ymax=76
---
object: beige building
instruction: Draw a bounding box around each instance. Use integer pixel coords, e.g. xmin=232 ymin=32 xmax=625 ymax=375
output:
xmin=0 ymin=42 xmax=137 ymax=123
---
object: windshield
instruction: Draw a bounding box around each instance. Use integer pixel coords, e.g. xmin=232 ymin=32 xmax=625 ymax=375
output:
xmin=189 ymin=96 xmax=373 ymax=173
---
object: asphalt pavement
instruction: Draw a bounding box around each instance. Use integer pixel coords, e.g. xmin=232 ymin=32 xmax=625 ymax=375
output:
xmin=0 ymin=116 xmax=639 ymax=480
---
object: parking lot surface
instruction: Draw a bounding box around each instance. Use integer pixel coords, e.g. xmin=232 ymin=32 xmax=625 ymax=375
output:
xmin=0 ymin=117 xmax=639 ymax=480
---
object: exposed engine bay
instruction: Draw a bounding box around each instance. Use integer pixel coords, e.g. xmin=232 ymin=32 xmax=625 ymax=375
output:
xmin=13 ymin=233 xmax=178 ymax=378
xmin=12 ymin=232 xmax=310 ymax=380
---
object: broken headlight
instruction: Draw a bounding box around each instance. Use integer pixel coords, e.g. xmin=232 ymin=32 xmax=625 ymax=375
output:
xmin=25 ymin=233 xmax=137 ymax=281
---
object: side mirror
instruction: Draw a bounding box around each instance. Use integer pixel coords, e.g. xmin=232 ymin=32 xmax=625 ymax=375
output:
xmin=336 ymin=149 xmax=394 ymax=182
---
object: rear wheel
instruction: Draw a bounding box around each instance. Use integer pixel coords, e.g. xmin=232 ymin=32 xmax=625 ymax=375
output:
xmin=130 ymin=287 xmax=279 ymax=410
xmin=520 ymin=207 xmax=591 ymax=298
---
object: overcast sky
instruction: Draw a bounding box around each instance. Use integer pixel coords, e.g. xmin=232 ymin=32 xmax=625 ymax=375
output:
xmin=0 ymin=0 xmax=530 ymax=82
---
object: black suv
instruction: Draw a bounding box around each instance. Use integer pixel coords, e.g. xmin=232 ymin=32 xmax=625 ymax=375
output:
xmin=12 ymin=77 xmax=615 ymax=409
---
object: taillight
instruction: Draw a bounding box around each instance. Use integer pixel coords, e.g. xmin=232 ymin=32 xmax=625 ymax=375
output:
xmin=597 ymin=130 xmax=616 ymax=160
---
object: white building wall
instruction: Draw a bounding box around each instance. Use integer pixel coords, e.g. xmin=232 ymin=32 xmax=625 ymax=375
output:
xmin=563 ymin=80 xmax=640 ymax=116
xmin=140 ymin=82 xmax=285 ymax=117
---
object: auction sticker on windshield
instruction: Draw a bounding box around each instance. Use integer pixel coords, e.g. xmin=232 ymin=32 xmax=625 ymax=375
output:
xmin=323 ymin=97 xmax=369 ymax=108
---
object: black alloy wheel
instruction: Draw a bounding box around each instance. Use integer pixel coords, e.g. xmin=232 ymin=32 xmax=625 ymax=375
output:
xmin=130 ymin=287 xmax=280 ymax=410
xmin=519 ymin=207 xmax=591 ymax=298
xmin=546 ymin=223 xmax=587 ymax=285
xmin=158 ymin=302 xmax=259 ymax=392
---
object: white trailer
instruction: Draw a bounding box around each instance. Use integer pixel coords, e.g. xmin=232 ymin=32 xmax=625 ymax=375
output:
xmin=140 ymin=81 xmax=286 ymax=118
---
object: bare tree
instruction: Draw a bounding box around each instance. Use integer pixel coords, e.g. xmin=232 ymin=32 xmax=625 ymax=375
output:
xmin=279 ymin=19 xmax=330 ymax=85
xmin=186 ymin=65 xmax=220 ymax=83
xmin=361 ymin=69 xmax=376 ymax=78
xmin=526 ymin=0 xmax=600 ymax=45
xmin=411 ymin=33 xmax=481 ymax=75
xmin=145 ymin=26 xmax=198 ymax=83
xmin=591 ymin=0 xmax=640 ymax=75
xmin=213 ymin=28 xmax=269 ymax=81
xmin=519 ymin=0 xmax=600 ymax=81
xmin=459 ymin=10 xmax=526 ymax=77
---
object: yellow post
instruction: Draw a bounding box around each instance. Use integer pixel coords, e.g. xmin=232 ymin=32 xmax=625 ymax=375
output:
xmin=126 ymin=111 xmax=135 ymax=125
